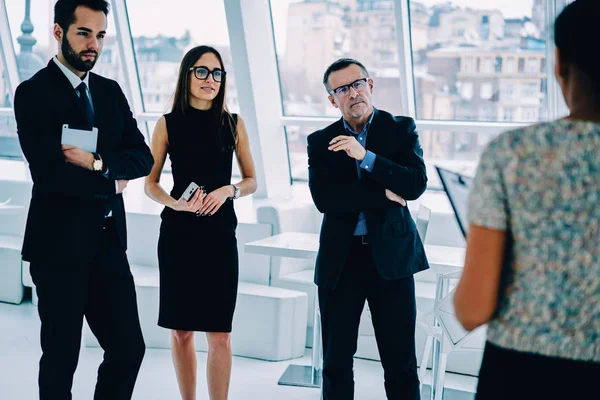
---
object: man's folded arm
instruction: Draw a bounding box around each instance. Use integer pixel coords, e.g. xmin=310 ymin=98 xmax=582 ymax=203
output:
xmin=308 ymin=138 xmax=393 ymax=213
xmin=14 ymin=82 xmax=116 ymax=198
xmin=366 ymin=123 xmax=427 ymax=200
xmin=100 ymin=83 xmax=154 ymax=181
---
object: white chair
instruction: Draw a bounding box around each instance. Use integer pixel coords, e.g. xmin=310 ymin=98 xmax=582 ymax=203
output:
xmin=415 ymin=204 xmax=432 ymax=241
xmin=418 ymin=271 xmax=487 ymax=400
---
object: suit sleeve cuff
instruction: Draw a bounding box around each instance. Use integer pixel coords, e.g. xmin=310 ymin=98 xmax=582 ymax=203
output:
xmin=101 ymin=168 xmax=118 ymax=192
xmin=359 ymin=150 xmax=376 ymax=172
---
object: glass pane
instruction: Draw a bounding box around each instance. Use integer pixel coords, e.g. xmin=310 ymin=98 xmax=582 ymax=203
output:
xmin=3 ymin=1 xmax=130 ymax=159
xmin=1 ymin=1 xmax=18 ymax=158
xmin=284 ymin=125 xmax=494 ymax=187
xmin=0 ymin=58 xmax=11 ymax=107
xmin=126 ymin=0 xmax=239 ymax=114
xmin=92 ymin=11 xmax=126 ymax=89
xmin=410 ymin=0 xmax=548 ymax=123
xmin=0 ymin=115 xmax=20 ymax=159
xmin=285 ymin=125 xmax=313 ymax=181
xmin=271 ymin=0 xmax=402 ymax=117
xmin=6 ymin=0 xmax=53 ymax=81
xmin=421 ymin=129 xmax=497 ymax=189
xmin=6 ymin=0 xmax=126 ymax=89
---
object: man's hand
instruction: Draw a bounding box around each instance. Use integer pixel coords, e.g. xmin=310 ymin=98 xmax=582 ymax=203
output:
xmin=62 ymin=145 xmax=94 ymax=170
xmin=117 ymin=180 xmax=129 ymax=194
xmin=328 ymin=135 xmax=367 ymax=161
xmin=385 ymin=189 xmax=406 ymax=207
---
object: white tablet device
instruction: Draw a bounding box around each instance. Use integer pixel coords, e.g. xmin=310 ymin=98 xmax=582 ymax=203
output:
xmin=61 ymin=124 xmax=98 ymax=153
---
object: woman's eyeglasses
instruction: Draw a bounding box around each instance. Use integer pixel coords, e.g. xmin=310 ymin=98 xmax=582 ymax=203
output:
xmin=189 ymin=66 xmax=226 ymax=82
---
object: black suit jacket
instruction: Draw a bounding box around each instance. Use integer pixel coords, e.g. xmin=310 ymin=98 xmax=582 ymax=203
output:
xmin=308 ymin=108 xmax=429 ymax=288
xmin=14 ymin=60 xmax=154 ymax=264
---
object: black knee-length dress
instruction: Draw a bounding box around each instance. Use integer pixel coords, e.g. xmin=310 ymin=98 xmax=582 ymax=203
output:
xmin=157 ymin=107 xmax=239 ymax=332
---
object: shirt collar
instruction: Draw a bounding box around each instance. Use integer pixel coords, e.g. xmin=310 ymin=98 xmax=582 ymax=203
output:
xmin=53 ymin=56 xmax=90 ymax=91
xmin=343 ymin=108 xmax=375 ymax=136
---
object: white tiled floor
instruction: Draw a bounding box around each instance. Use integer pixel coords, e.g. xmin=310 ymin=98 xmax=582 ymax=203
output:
xmin=0 ymin=298 xmax=476 ymax=399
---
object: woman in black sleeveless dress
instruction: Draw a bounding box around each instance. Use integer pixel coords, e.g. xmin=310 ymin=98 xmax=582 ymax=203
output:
xmin=144 ymin=45 xmax=257 ymax=400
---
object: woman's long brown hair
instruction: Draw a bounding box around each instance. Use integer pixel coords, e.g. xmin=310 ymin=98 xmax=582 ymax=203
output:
xmin=171 ymin=45 xmax=237 ymax=149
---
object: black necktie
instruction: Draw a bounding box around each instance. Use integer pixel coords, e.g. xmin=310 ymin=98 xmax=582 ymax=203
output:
xmin=76 ymin=82 xmax=94 ymax=129
xmin=77 ymin=82 xmax=109 ymax=216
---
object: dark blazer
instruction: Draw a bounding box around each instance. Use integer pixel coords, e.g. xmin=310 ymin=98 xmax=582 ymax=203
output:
xmin=14 ymin=60 xmax=154 ymax=264
xmin=308 ymin=108 xmax=429 ymax=288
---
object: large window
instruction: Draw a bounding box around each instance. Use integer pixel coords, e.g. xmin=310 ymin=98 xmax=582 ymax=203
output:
xmin=2 ymin=0 xmax=54 ymax=160
xmin=0 ymin=58 xmax=17 ymax=159
xmin=421 ymin=129 xmax=490 ymax=186
xmin=284 ymin=125 xmax=313 ymax=181
xmin=1 ymin=59 xmax=10 ymax=107
xmin=271 ymin=0 xmax=403 ymax=117
xmin=277 ymin=0 xmax=557 ymax=185
xmin=410 ymin=0 xmax=548 ymax=123
xmin=6 ymin=0 xmax=126 ymax=86
xmin=284 ymin=124 xmax=490 ymax=185
xmin=0 ymin=0 xmax=132 ymax=160
xmin=126 ymin=0 xmax=239 ymax=115
xmin=0 ymin=1 xmax=572 ymax=196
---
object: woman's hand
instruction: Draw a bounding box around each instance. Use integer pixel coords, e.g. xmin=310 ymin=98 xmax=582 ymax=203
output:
xmin=197 ymin=185 xmax=233 ymax=216
xmin=170 ymin=187 xmax=205 ymax=214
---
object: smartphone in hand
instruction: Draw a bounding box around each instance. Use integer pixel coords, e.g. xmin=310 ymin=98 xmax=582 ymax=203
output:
xmin=181 ymin=182 xmax=199 ymax=202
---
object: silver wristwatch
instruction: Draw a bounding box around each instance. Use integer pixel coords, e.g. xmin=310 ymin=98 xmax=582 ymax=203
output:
xmin=230 ymin=184 xmax=240 ymax=200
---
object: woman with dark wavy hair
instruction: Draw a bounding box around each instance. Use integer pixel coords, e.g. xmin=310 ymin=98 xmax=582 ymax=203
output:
xmin=144 ymin=45 xmax=257 ymax=400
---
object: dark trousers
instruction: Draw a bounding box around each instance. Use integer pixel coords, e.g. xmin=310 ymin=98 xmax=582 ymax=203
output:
xmin=318 ymin=237 xmax=420 ymax=400
xmin=476 ymin=341 xmax=600 ymax=400
xmin=30 ymin=219 xmax=145 ymax=400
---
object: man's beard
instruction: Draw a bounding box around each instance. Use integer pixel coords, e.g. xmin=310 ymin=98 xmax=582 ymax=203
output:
xmin=61 ymin=37 xmax=98 ymax=72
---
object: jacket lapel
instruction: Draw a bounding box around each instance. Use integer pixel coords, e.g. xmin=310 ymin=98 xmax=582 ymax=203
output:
xmin=46 ymin=61 xmax=82 ymax=124
xmin=89 ymin=73 xmax=109 ymax=152
xmin=329 ymin=118 xmax=358 ymax=180
xmin=365 ymin=108 xmax=386 ymax=156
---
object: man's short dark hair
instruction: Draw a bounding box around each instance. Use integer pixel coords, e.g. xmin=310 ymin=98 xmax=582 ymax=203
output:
xmin=323 ymin=58 xmax=369 ymax=92
xmin=54 ymin=0 xmax=110 ymax=32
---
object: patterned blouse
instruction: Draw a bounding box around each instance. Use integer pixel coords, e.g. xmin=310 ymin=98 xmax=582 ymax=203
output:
xmin=468 ymin=119 xmax=600 ymax=363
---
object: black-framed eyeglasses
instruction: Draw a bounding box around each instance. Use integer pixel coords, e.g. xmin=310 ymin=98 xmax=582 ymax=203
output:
xmin=189 ymin=66 xmax=226 ymax=82
xmin=329 ymin=78 xmax=369 ymax=97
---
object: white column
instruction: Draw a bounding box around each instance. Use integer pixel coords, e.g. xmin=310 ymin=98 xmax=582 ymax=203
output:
xmin=224 ymin=0 xmax=291 ymax=199
xmin=110 ymin=0 xmax=146 ymax=134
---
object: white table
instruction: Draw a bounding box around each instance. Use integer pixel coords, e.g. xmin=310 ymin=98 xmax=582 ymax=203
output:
xmin=245 ymin=232 xmax=466 ymax=397
xmin=246 ymin=232 xmax=322 ymax=389
xmin=246 ymin=231 xmax=464 ymax=276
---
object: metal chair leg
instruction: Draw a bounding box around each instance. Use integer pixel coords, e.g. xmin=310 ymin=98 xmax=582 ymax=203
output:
xmin=420 ymin=334 xmax=433 ymax=391
xmin=434 ymin=352 xmax=448 ymax=400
